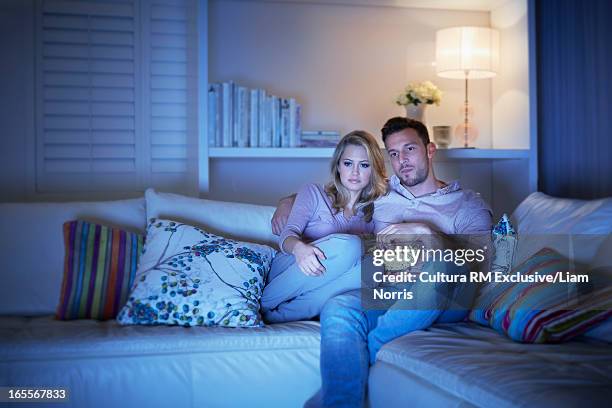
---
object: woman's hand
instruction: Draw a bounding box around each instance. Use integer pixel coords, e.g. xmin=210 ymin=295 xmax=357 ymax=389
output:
xmin=292 ymin=241 xmax=327 ymax=276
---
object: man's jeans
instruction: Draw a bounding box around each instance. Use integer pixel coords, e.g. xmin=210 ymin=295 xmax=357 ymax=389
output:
xmin=308 ymin=260 xmax=474 ymax=407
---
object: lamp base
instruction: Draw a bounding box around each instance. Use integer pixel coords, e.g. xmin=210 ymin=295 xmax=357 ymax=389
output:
xmin=454 ymin=123 xmax=479 ymax=148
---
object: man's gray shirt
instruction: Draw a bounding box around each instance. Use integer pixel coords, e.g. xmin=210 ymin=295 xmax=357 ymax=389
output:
xmin=373 ymin=175 xmax=493 ymax=235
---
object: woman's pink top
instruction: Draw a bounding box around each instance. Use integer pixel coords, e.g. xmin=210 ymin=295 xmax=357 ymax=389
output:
xmin=279 ymin=183 xmax=374 ymax=253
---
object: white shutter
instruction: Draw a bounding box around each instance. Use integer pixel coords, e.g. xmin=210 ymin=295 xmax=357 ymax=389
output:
xmin=142 ymin=0 xmax=198 ymax=194
xmin=35 ymin=0 xmax=199 ymax=195
xmin=36 ymin=0 xmax=141 ymax=193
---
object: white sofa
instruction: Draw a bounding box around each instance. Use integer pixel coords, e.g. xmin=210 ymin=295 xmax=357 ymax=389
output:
xmin=0 ymin=191 xmax=611 ymax=408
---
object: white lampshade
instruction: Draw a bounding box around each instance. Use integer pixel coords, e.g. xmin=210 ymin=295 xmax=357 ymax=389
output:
xmin=436 ymin=26 xmax=500 ymax=79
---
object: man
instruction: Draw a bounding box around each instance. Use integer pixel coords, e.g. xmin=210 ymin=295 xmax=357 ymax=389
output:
xmin=272 ymin=117 xmax=492 ymax=407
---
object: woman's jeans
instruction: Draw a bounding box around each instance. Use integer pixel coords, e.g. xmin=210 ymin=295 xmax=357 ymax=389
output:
xmin=261 ymin=233 xmax=363 ymax=323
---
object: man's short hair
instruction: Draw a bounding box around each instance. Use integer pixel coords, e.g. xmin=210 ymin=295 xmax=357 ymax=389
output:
xmin=381 ymin=117 xmax=430 ymax=147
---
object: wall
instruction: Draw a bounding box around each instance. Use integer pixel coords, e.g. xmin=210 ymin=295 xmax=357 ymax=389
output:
xmin=491 ymin=0 xmax=530 ymax=149
xmin=208 ymin=0 xmax=492 ymax=145
xmin=207 ymin=0 xmax=503 ymax=205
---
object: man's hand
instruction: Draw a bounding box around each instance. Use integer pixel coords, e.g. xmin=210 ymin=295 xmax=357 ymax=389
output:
xmin=271 ymin=195 xmax=296 ymax=235
xmin=376 ymin=222 xmax=433 ymax=248
xmin=292 ymin=241 xmax=327 ymax=276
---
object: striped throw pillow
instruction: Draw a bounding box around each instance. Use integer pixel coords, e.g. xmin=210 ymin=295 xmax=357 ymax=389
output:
xmin=481 ymin=247 xmax=612 ymax=343
xmin=56 ymin=220 xmax=144 ymax=320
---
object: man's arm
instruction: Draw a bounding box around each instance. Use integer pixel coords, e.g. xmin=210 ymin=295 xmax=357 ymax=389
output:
xmin=271 ymin=193 xmax=296 ymax=235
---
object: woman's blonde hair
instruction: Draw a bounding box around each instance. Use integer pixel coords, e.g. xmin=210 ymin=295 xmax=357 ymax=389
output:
xmin=325 ymin=130 xmax=388 ymax=222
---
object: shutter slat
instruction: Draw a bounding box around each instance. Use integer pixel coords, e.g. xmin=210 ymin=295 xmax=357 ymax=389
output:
xmin=91 ymin=116 xmax=135 ymax=130
xmin=44 ymin=58 xmax=90 ymax=72
xmin=92 ymin=102 xmax=135 ymax=116
xmin=44 ymin=0 xmax=134 ymax=18
xmin=151 ymin=131 xmax=186 ymax=145
xmin=44 ymin=159 xmax=91 ymax=172
xmin=44 ymin=116 xmax=90 ymax=130
xmin=91 ymin=159 xmax=136 ymax=172
xmin=151 ymin=159 xmax=187 ymax=173
xmin=151 ymin=75 xmax=187 ymax=90
xmin=90 ymin=31 xmax=134 ymax=45
xmin=44 ymin=86 xmax=90 ymax=101
xmin=151 ymin=33 xmax=187 ymax=48
xmin=44 ymin=72 xmax=89 ymax=86
xmin=91 ymin=73 xmax=134 ymax=87
xmin=45 ymin=145 xmax=91 ymax=159
xmin=92 ymin=144 xmax=135 ymax=158
xmin=151 ymin=48 xmax=187 ymax=62
xmin=43 ymin=15 xmax=89 ymax=30
xmin=90 ymin=16 xmax=134 ymax=32
xmin=151 ymin=103 xmax=186 ymax=118
xmin=151 ymin=89 xmax=186 ymax=103
xmin=92 ymin=130 xmax=135 ymax=144
xmin=45 ymin=130 xmax=90 ymax=144
xmin=151 ymin=145 xmax=186 ymax=159
xmin=151 ymin=20 xmax=188 ymax=35
xmin=151 ymin=61 xmax=186 ymax=75
xmin=43 ymin=29 xmax=89 ymax=44
xmin=45 ymin=101 xmax=90 ymax=115
xmin=151 ymin=117 xmax=186 ymax=131
xmin=151 ymin=5 xmax=188 ymax=21
xmin=91 ymin=88 xmax=135 ymax=102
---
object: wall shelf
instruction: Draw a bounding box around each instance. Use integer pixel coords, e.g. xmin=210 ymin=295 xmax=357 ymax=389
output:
xmin=208 ymin=147 xmax=529 ymax=160
xmin=209 ymin=148 xmax=336 ymax=158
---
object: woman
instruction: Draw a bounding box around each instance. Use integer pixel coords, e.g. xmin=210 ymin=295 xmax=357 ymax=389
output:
xmin=261 ymin=130 xmax=387 ymax=323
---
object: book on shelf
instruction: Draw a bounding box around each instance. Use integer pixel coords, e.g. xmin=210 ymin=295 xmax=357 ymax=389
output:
xmin=300 ymin=130 xmax=341 ymax=147
xmin=249 ymin=88 xmax=258 ymax=147
xmin=207 ymin=84 xmax=218 ymax=147
xmin=271 ymin=96 xmax=281 ymax=148
xmin=213 ymin=84 xmax=222 ymax=147
xmin=221 ymin=81 xmax=233 ymax=147
xmin=236 ymin=86 xmax=249 ymax=148
xmin=258 ymin=89 xmax=272 ymax=147
xmin=232 ymin=85 xmax=240 ymax=147
xmin=288 ymin=98 xmax=298 ymax=147
xmin=295 ymin=104 xmax=302 ymax=147
xmin=280 ymin=98 xmax=290 ymax=147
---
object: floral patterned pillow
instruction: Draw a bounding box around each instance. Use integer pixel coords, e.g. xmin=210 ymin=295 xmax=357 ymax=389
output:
xmin=117 ymin=219 xmax=276 ymax=327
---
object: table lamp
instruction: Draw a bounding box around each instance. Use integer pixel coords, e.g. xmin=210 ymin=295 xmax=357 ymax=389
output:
xmin=435 ymin=26 xmax=499 ymax=148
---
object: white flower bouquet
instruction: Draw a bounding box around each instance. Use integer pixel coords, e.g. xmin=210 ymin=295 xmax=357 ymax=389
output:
xmin=396 ymin=81 xmax=442 ymax=107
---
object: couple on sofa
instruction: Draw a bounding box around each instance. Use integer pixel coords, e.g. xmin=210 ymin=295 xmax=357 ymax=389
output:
xmin=261 ymin=116 xmax=492 ymax=407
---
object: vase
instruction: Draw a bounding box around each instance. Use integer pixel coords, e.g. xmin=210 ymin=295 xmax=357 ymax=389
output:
xmin=432 ymin=126 xmax=452 ymax=148
xmin=405 ymin=104 xmax=426 ymax=123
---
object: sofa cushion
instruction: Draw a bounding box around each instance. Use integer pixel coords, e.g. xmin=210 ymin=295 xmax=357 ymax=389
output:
xmin=0 ymin=316 xmax=320 ymax=360
xmin=471 ymin=248 xmax=611 ymax=343
xmin=117 ymin=219 xmax=276 ymax=327
xmin=0 ymin=316 xmax=321 ymax=408
xmin=145 ymin=188 xmax=277 ymax=248
xmin=511 ymin=192 xmax=612 ymax=265
xmin=374 ymin=322 xmax=612 ymax=408
xmin=0 ymin=198 xmax=146 ymax=316
xmin=56 ymin=220 xmax=144 ymax=321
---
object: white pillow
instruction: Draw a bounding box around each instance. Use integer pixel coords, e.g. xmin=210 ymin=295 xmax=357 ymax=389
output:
xmin=145 ymin=188 xmax=277 ymax=248
xmin=511 ymin=192 xmax=612 ymax=266
xmin=117 ymin=219 xmax=276 ymax=327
